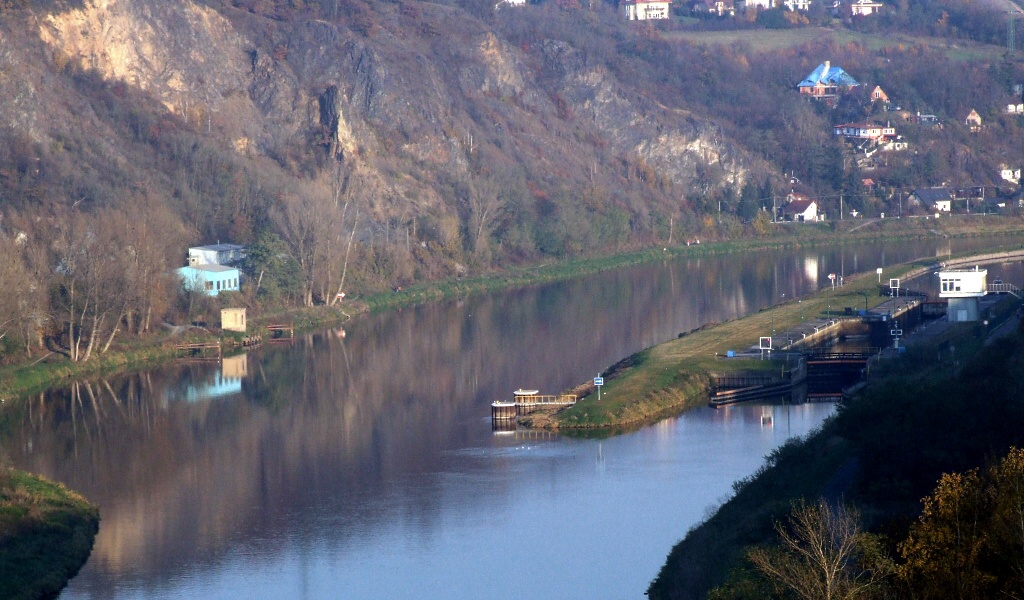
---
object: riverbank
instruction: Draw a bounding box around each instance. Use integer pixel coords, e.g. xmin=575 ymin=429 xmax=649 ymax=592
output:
xmin=2 ymin=218 xmax=1023 ymax=405
xmin=646 ymin=294 xmax=1024 ymax=600
xmin=0 ymin=469 xmax=99 ymax=600
xmin=531 ymin=243 xmax=1024 ymax=430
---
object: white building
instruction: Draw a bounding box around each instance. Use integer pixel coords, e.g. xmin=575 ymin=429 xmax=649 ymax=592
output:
xmin=779 ymin=197 xmax=819 ymax=222
xmin=620 ymin=0 xmax=672 ymax=19
xmin=938 ymin=267 xmax=987 ymax=322
xmin=783 ymin=0 xmax=811 ymax=10
xmin=849 ymin=0 xmax=883 ymax=15
xmin=188 ymin=243 xmax=247 ymax=267
xmin=833 ymin=122 xmax=897 ymax=143
xmin=1001 ymin=167 xmax=1022 ymax=185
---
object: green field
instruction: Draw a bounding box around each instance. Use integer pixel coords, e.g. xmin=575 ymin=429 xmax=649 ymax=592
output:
xmin=662 ymin=26 xmax=1007 ymax=60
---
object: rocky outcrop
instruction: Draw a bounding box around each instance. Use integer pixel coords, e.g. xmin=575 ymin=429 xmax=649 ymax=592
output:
xmin=11 ymin=0 xmax=760 ymax=242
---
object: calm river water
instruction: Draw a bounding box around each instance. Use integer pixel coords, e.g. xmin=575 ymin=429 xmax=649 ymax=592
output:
xmin=3 ymin=236 xmax=1022 ymax=599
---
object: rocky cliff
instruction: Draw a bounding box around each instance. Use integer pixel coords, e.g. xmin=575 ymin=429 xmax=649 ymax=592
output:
xmin=0 ymin=0 xmax=763 ymax=279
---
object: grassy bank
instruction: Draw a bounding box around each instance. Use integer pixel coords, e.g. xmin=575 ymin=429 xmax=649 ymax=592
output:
xmin=2 ymin=218 xmax=1023 ymax=405
xmin=538 ymin=255 xmax=940 ymax=430
xmin=0 ymin=469 xmax=99 ymax=600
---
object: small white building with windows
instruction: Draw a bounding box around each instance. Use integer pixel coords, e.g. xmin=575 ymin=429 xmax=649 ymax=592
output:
xmin=849 ymin=0 xmax=883 ymax=15
xmin=188 ymin=243 xmax=247 ymax=267
xmin=178 ymin=265 xmax=241 ymax=296
xmin=938 ymin=267 xmax=987 ymax=322
xmin=620 ymin=0 xmax=672 ymax=19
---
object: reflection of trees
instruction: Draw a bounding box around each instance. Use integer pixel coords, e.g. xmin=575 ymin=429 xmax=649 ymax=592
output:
xmin=0 ymin=240 xmax=967 ymax=587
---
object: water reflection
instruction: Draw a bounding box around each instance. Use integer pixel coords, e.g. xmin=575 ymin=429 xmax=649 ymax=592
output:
xmin=0 ymin=237 xmax=1020 ymax=599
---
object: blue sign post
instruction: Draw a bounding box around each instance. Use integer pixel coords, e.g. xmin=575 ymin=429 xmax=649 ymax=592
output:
xmin=594 ymin=376 xmax=604 ymax=402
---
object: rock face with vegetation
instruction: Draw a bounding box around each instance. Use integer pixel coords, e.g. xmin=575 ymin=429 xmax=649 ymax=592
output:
xmin=0 ymin=468 xmax=99 ymax=600
xmin=0 ymin=0 xmax=1022 ymax=362
xmin=0 ymin=0 xmax=771 ymax=360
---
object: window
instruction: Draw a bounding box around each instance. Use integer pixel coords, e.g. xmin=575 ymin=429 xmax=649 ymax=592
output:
xmin=205 ymin=281 xmax=213 ymax=291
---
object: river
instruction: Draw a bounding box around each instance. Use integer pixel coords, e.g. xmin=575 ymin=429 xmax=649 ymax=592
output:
xmin=3 ymin=236 xmax=1022 ymax=599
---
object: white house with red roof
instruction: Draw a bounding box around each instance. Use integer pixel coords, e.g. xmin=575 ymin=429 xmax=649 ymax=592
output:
xmin=621 ymin=0 xmax=672 ymax=19
xmin=781 ymin=199 xmax=819 ymax=222
xmin=779 ymin=193 xmax=820 ymax=222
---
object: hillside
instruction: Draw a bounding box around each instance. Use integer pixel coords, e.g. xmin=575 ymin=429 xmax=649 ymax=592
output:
xmin=0 ymin=0 xmax=1022 ymax=361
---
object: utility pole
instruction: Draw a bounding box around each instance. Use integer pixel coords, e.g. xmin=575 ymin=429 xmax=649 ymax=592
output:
xmin=840 ymin=195 xmax=844 ymax=220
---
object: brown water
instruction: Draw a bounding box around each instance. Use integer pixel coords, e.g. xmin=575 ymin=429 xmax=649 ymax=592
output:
xmin=2 ymin=236 xmax=1020 ymax=599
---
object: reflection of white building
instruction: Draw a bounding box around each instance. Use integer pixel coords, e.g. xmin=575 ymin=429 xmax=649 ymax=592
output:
xmin=164 ymin=355 xmax=248 ymax=405
xmin=222 ymin=354 xmax=249 ymax=379
xmin=938 ymin=267 xmax=986 ymax=322
xmin=803 ymin=255 xmax=819 ymax=286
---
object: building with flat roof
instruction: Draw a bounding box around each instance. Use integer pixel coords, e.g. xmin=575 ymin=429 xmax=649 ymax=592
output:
xmin=937 ymin=267 xmax=987 ymax=322
xmin=178 ymin=265 xmax=241 ymax=296
xmin=188 ymin=243 xmax=246 ymax=267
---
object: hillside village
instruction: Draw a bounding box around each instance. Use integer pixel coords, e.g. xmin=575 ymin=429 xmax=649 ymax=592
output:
xmin=611 ymin=0 xmax=1024 ymax=222
xmin=779 ymin=58 xmax=1024 ymax=219
xmin=620 ymin=0 xmax=899 ymax=21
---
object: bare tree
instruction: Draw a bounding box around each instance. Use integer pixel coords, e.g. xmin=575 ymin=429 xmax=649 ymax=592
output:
xmin=464 ymin=174 xmax=507 ymax=262
xmin=0 ymin=231 xmax=41 ymax=354
xmin=272 ymin=182 xmax=336 ymax=307
xmin=748 ymin=499 xmax=889 ymax=600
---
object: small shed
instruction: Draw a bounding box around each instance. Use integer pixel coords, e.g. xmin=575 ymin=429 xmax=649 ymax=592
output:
xmin=221 ymin=308 xmax=247 ymax=333
xmin=178 ymin=265 xmax=240 ymax=296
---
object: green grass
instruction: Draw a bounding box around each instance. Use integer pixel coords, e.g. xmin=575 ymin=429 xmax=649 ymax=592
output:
xmin=662 ymin=26 xmax=1008 ymax=60
xmin=2 ymin=218 xmax=1023 ymax=408
xmin=546 ymin=230 xmax=1024 ymax=430
xmin=0 ymin=469 xmax=99 ymax=600
xmin=548 ymin=258 xmax=934 ymax=429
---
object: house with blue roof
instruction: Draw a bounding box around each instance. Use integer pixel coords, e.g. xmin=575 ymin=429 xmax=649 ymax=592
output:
xmin=798 ymin=61 xmax=859 ymax=99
